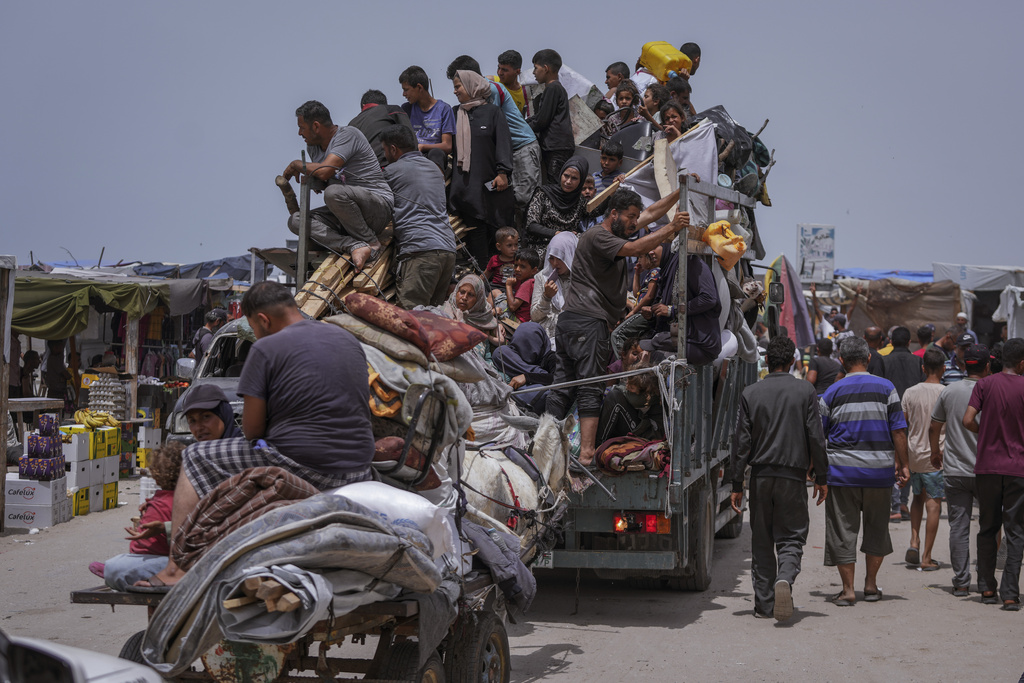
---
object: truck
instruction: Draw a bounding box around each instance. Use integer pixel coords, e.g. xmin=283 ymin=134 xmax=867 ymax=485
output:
xmin=532 ymin=173 xmax=783 ymax=590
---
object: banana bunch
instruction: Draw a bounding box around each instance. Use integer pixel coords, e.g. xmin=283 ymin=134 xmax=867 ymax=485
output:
xmin=74 ymin=409 xmax=120 ymax=429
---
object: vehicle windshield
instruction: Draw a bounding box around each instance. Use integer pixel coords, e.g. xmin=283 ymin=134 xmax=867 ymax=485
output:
xmin=197 ymin=335 xmax=251 ymax=378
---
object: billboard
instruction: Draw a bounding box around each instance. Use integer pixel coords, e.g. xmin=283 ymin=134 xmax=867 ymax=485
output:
xmin=797 ymin=224 xmax=835 ymax=283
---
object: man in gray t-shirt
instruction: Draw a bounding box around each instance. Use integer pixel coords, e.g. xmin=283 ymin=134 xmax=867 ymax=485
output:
xmin=930 ymin=344 xmax=989 ymax=593
xmin=283 ymin=100 xmax=394 ymax=271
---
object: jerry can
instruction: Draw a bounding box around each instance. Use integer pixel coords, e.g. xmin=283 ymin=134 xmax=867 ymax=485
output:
xmin=639 ymin=41 xmax=693 ymax=82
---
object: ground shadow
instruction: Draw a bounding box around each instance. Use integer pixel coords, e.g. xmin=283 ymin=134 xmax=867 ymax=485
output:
xmin=509 ymin=642 xmax=584 ymax=683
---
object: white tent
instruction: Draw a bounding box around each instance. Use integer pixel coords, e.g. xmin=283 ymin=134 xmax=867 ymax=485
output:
xmin=932 ymin=263 xmax=1024 ymax=291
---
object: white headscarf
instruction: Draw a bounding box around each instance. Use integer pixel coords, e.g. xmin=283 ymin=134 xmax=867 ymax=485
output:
xmin=540 ymin=231 xmax=579 ymax=310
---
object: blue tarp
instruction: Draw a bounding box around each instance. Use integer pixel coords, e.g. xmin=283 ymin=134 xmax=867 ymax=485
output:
xmin=834 ymin=268 xmax=933 ymax=283
xmin=134 ymin=255 xmax=255 ymax=281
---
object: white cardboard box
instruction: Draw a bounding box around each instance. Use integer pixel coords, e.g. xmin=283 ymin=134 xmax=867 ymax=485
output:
xmin=62 ymin=433 xmax=92 ymax=462
xmin=138 ymin=427 xmax=162 ymax=449
xmin=100 ymin=456 xmax=119 ymax=485
xmin=90 ymin=459 xmax=103 ymax=486
xmin=67 ymin=461 xmax=92 ymax=489
xmin=5 ymin=475 xmax=67 ymax=506
xmin=89 ymin=484 xmax=104 ymax=513
xmin=5 ymin=502 xmax=61 ymax=529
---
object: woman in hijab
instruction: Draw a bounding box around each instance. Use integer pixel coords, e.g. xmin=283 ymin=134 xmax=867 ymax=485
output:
xmin=448 ymin=69 xmax=515 ymax=271
xmin=444 ymin=274 xmax=504 ymax=350
xmin=492 ymin=322 xmax=556 ymax=414
xmin=180 ymin=384 xmax=243 ymax=442
xmin=523 ymin=156 xmax=605 ymax=253
xmin=529 ymin=230 xmax=578 ymax=343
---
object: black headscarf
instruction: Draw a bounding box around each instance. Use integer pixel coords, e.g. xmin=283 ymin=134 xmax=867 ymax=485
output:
xmin=215 ymin=401 xmax=243 ymax=439
xmin=540 ymin=156 xmax=590 ymax=213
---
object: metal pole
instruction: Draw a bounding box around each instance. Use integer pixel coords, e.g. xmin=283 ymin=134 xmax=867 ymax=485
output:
xmin=676 ymin=174 xmax=689 ymax=362
xmin=674 ymin=174 xmax=691 ymax=511
xmin=296 ymin=150 xmax=310 ymax=288
xmin=249 ymin=248 xmax=256 ymax=285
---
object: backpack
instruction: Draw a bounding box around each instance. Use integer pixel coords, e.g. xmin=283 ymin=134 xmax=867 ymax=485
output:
xmin=186 ymin=327 xmax=213 ymax=357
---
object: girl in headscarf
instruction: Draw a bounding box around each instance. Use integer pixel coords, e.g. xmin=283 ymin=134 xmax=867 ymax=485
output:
xmin=523 ymin=156 xmax=605 ymax=253
xmin=492 ymin=322 xmax=556 ymax=414
xmin=529 ymin=230 xmax=578 ymax=344
xmin=448 ymin=70 xmax=515 ymax=272
xmin=444 ymin=274 xmax=504 ymax=349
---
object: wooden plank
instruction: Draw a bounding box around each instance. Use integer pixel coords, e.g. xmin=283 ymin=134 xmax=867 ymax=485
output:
xmin=222 ymin=595 xmax=259 ymax=610
xmin=255 ymin=579 xmax=286 ymax=601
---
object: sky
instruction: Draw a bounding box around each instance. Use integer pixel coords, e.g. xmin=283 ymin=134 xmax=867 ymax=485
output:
xmin=2 ymin=0 xmax=1022 ymax=273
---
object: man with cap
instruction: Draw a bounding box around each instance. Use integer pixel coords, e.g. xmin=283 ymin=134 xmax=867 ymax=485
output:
xmin=953 ymin=312 xmax=978 ymax=344
xmin=189 ymin=309 xmax=228 ymax=360
xmin=941 ymin=333 xmax=974 ymax=385
xmin=930 ymin=343 xmax=990 ymax=596
xmin=177 ymin=384 xmax=242 ymax=443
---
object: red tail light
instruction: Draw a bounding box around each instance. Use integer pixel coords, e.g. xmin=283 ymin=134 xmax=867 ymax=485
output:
xmin=613 ymin=512 xmax=671 ymax=534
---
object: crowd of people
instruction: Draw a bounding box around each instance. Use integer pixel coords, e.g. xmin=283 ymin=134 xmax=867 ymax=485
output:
xmin=731 ymin=301 xmax=1024 ymax=622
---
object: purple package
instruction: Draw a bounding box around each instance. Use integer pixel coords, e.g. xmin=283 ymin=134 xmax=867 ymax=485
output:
xmin=37 ymin=413 xmax=58 ymax=437
xmin=18 ymin=455 xmax=66 ymax=481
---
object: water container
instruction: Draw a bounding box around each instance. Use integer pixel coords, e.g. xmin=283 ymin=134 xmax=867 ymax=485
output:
xmin=639 ymin=42 xmax=693 ymax=83
xmin=138 ymin=475 xmax=157 ymax=504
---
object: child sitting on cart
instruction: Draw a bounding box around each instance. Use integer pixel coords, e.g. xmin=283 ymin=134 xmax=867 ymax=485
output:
xmin=90 ymin=442 xmax=184 ymax=591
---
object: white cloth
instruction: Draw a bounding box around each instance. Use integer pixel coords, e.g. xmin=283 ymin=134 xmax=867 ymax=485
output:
xmin=994 ymin=285 xmax=1024 ymax=339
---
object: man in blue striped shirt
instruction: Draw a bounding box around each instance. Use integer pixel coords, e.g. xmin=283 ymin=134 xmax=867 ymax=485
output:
xmin=820 ymin=337 xmax=911 ymax=606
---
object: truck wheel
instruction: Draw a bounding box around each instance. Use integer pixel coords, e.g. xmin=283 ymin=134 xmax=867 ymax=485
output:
xmin=117 ymin=630 xmax=146 ymax=664
xmin=446 ymin=612 xmax=510 ymax=683
xmin=666 ymin=484 xmax=714 ymax=591
xmin=717 ymin=492 xmax=744 ymax=540
xmin=379 ymin=641 xmax=445 ymax=682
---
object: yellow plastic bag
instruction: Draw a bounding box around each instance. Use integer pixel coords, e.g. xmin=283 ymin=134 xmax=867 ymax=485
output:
xmin=702 ymin=221 xmax=747 ymax=270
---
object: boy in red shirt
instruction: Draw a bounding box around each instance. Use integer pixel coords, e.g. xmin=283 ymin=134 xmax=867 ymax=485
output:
xmin=505 ymin=249 xmax=541 ymax=323
xmin=484 ymin=226 xmax=519 ymax=290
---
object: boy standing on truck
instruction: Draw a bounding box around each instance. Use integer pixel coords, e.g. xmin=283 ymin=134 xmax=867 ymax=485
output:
xmin=527 ymin=49 xmax=574 ymax=183
xmin=730 ymin=335 xmax=829 ymax=621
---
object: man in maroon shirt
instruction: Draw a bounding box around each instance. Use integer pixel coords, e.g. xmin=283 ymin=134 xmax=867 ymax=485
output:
xmin=963 ymin=337 xmax=1024 ymax=610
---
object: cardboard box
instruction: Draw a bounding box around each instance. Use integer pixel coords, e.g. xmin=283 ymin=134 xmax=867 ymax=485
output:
xmin=63 ymin=432 xmax=93 ymax=462
xmin=100 ymin=456 xmax=119 ymax=485
xmin=19 ymin=455 xmax=66 ymax=481
xmin=5 ymin=502 xmax=62 ymax=530
xmin=5 ymin=475 xmax=67 ymax=506
xmin=26 ymin=433 xmax=62 ymax=457
xmin=60 ymin=424 xmax=90 ymax=436
xmin=66 ymin=461 xmax=92 ymax=489
xmin=138 ymin=426 xmax=162 ymax=449
xmin=103 ymin=482 xmax=119 ymax=511
xmin=89 ymin=459 xmax=103 ymax=485
xmin=119 ymin=452 xmax=134 ymax=477
xmin=73 ymin=488 xmax=90 ymax=516
xmin=37 ymin=413 xmax=59 ymax=436
xmin=89 ymin=484 xmax=104 ymax=513
xmin=137 ymin=448 xmax=151 ymax=470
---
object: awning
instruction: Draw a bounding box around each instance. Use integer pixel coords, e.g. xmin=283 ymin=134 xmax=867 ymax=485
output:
xmin=835 ymin=268 xmax=933 ymax=283
xmin=12 ymin=272 xmax=204 ymax=339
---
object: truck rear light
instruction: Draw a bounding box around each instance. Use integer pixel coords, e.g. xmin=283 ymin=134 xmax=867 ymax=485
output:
xmin=613 ymin=512 xmax=671 ymax=534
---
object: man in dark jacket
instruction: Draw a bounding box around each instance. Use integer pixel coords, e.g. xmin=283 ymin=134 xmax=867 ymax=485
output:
xmin=348 ymin=89 xmax=413 ymax=167
xmin=730 ymin=335 xmax=828 ymax=621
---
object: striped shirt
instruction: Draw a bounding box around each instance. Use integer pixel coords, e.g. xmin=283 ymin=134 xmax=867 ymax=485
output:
xmin=819 ymin=372 xmax=908 ymax=488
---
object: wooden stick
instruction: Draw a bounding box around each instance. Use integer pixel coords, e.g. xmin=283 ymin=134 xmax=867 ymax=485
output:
xmin=276 ymin=593 xmax=302 ymax=613
xmin=255 ymin=579 xmax=287 ymax=601
xmin=242 ymin=577 xmax=263 ymax=597
xmin=222 ymin=595 xmax=259 ymax=609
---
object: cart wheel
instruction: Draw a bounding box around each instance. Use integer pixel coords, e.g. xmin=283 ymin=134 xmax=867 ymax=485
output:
xmin=379 ymin=641 xmax=445 ymax=682
xmin=118 ymin=630 xmax=147 ymax=664
xmin=446 ymin=612 xmax=510 ymax=683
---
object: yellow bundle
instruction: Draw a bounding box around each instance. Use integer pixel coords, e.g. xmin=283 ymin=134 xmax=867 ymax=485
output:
xmin=702 ymin=221 xmax=747 ymax=270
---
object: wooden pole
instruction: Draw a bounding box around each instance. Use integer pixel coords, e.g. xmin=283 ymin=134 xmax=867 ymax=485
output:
xmin=125 ymin=318 xmax=139 ymax=421
xmin=0 ymin=258 xmax=12 ymax=531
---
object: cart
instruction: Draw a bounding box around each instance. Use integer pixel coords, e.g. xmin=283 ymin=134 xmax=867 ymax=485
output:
xmin=71 ymin=571 xmax=509 ymax=683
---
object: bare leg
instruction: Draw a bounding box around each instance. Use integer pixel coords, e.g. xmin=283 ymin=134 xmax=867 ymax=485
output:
xmin=909 ymin=490 xmax=925 ymax=550
xmin=864 ymin=554 xmax=884 ymax=595
xmin=135 ymin=469 xmax=199 ymax=587
xmin=578 ymin=416 xmax=599 ymax=466
xmin=921 ymin=496 xmax=941 ymax=567
xmin=836 ymin=563 xmax=856 ymax=603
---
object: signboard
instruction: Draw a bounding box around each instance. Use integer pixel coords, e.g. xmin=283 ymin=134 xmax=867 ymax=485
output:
xmin=797 ymin=224 xmax=835 ymax=283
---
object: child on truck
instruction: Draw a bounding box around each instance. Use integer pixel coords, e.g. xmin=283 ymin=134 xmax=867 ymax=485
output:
xmin=90 ymin=442 xmax=184 ymax=591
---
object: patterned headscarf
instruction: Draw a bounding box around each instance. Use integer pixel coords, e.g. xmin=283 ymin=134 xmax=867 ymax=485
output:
xmin=454 ymin=69 xmax=492 ymax=172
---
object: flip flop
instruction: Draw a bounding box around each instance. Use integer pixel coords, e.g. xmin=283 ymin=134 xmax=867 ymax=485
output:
xmin=88 ymin=562 xmax=105 ymax=579
xmin=127 ymin=575 xmax=172 ymax=594
xmin=864 ymin=589 xmax=883 ymax=602
xmin=905 ymin=547 xmax=920 ymax=565
xmin=830 ymin=592 xmax=855 ymax=607
xmin=952 ymin=586 xmax=969 ymax=597
xmin=920 ymin=561 xmax=941 ymax=572
xmin=981 ymin=591 xmax=999 ymax=605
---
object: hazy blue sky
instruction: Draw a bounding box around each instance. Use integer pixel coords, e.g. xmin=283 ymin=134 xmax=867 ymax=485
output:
xmin=2 ymin=1 xmax=1021 ymax=272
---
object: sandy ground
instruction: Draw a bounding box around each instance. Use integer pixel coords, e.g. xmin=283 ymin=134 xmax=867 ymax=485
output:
xmin=2 ymin=476 xmax=1021 ymax=682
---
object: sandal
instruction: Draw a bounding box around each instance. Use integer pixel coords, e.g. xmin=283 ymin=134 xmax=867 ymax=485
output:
xmin=128 ymin=575 xmax=172 ymax=594
xmin=981 ymin=591 xmax=999 ymax=605
xmin=952 ymin=586 xmax=969 ymax=597
xmin=830 ymin=592 xmax=855 ymax=607
xmin=905 ymin=547 xmax=920 ymax=565
xmin=863 ymin=589 xmax=883 ymax=602
xmin=920 ymin=561 xmax=941 ymax=572
xmin=1002 ymin=599 xmax=1022 ymax=612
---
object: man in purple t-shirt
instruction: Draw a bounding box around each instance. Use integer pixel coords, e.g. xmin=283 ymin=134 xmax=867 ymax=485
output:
xmin=964 ymin=337 xmax=1024 ymax=610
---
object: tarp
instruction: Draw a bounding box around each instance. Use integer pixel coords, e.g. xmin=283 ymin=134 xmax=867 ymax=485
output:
xmin=932 ymin=262 xmax=1024 ymax=292
xmin=767 ymin=255 xmax=815 ymax=348
xmin=11 ymin=273 xmax=204 ymax=339
xmin=836 ymin=268 xmax=933 ymax=283
xmin=841 ymin=278 xmax=961 ymax=336
xmin=134 ymin=254 xmax=256 ymax=281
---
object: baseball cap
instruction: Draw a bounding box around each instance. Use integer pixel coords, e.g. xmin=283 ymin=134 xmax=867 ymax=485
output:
xmin=956 ymin=333 xmax=975 ymax=347
xmin=964 ymin=344 xmax=990 ymax=367
xmin=180 ymin=383 xmax=230 ymax=413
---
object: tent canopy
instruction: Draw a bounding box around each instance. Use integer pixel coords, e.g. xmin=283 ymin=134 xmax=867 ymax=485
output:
xmin=12 ymin=272 xmax=204 ymax=340
xmin=932 ymin=263 xmax=1024 ymax=292
xmin=134 ymin=254 xmax=255 ymax=281
xmin=835 ymin=268 xmax=933 ymax=283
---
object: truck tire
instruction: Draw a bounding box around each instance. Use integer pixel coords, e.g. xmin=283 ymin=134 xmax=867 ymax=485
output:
xmin=117 ymin=630 xmax=146 ymax=664
xmin=446 ymin=612 xmax=510 ymax=683
xmin=665 ymin=484 xmax=714 ymax=591
xmin=717 ymin=491 xmax=744 ymax=540
xmin=379 ymin=641 xmax=445 ymax=682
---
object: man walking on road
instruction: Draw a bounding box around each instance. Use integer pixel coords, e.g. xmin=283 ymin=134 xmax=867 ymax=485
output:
xmin=930 ymin=344 xmax=990 ymax=596
xmin=820 ymin=337 xmax=910 ymax=606
xmin=730 ymin=336 xmax=828 ymax=621
xmin=963 ymin=337 xmax=1024 ymax=610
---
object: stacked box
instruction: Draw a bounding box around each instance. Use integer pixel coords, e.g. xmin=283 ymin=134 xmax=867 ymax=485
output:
xmin=63 ymin=432 xmax=93 ymax=462
xmin=95 ymin=426 xmax=120 ymax=458
xmin=137 ymin=448 xmax=151 ymax=470
xmin=102 ymin=482 xmax=119 ymax=510
xmin=138 ymin=427 xmax=161 ymax=450
xmin=100 ymin=456 xmax=119 ymax=485
xmin=4 ymin=475 xmax=70 ymax=529
xmin=66 ymin=460 xmax=92 ymax=489
xmin=19 ymin=454 xmax=67 ymax=481
xmin=5 ymin=475 xmax=67 ymax=506
xmin=72 ymin=488 xmax=90 ymax=516
xmin=89 ymin=484 xmax=104 ymax=513
xmin=119 ymin=452 xmax=134 ymax=477
xmin=6 ymin=502 xmax=65 ymax=529
xmin=37 ymin=413 xmax=59 ymax=436
xmin=26 ymin=433 xmax=63 ymax=457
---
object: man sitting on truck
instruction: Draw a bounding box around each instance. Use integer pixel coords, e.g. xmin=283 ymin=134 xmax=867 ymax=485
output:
xmin=545 ymin=188 xmax=688 ymax=466
xmin=135 ymin=281 xmax=375 ymax=590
